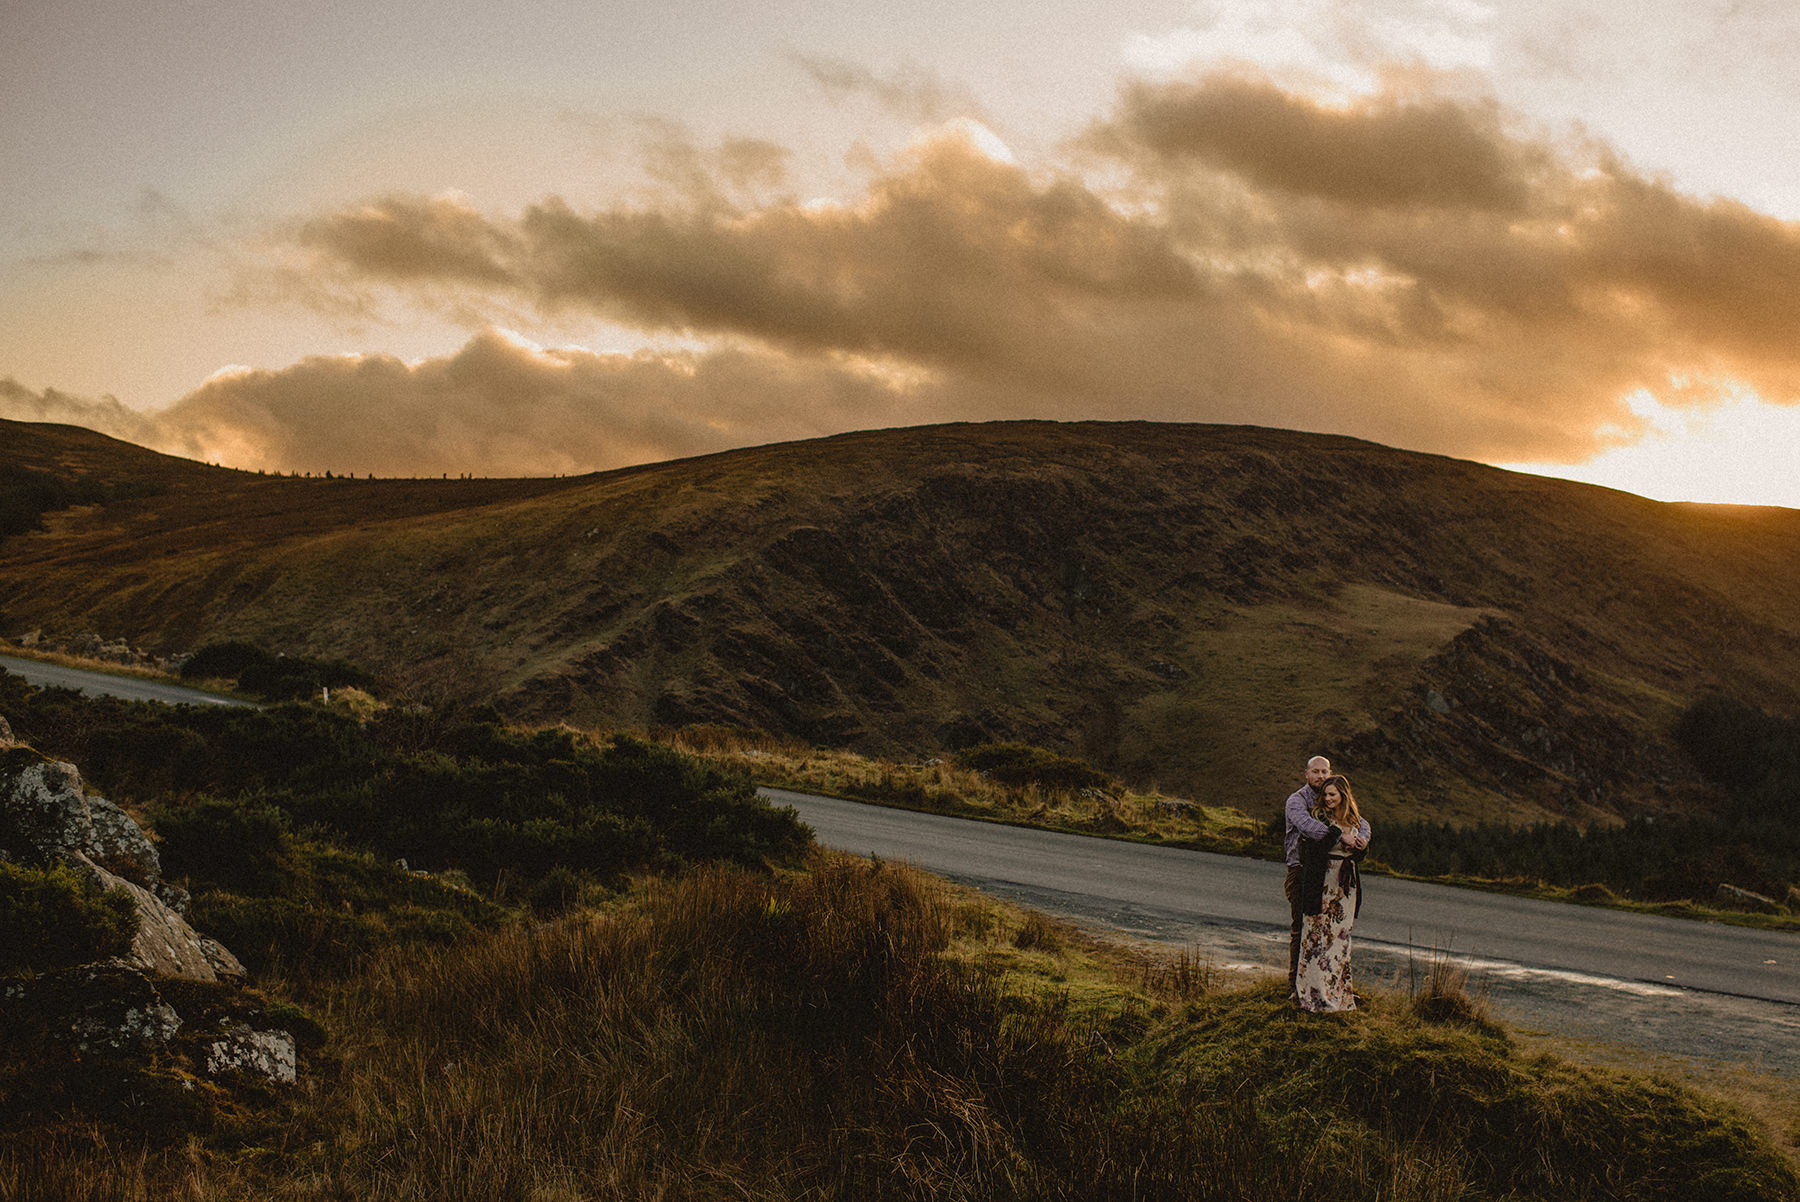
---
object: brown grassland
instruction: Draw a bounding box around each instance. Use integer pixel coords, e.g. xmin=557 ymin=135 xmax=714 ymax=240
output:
xmin=5 ymin=856 xmax=1798 ymax=1201
xmin=6 ymin=417 xmax=1800 ymax=835
xmin=8 ymin=420 xmax=1800 ymax=1198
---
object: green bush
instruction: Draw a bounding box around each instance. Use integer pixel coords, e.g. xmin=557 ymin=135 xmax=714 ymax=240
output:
xmin=0 ymin=861 xmax=137 ymax=975
xmin=0 ymin=467 xmax=163 ymax=543
xmin=954 ymin=742 xmax=1118 ymax=793
xmin=153 ymin=795 xmax=295 ymax=894
xmin=0 ymin=683 xmax=811 ymax=975
xmin=526 ymin=865 xmax=584 ymax=915
xmin=179 ymin=641 xmax=379 ymax=700
xmin=178 ymin=641 xmax=273 ymax=682
xmin=186 ymin=841 xmax=508 ymax=976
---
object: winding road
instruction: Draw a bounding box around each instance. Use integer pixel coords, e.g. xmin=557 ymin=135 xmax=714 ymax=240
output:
xmin=6 ymin=653 xmax=1796 ymax=1072
xmin=772 ymin=789 xmax=1800 ymax=1074
xmin=1 ymin=654 xmax=250 ymax=707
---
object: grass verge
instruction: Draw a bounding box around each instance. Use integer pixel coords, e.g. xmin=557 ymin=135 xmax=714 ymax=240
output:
xmin=662 ymin=726 xmax=1267 ymax=855
xmin=662 ymin=726 xmax=1800 ymax=933
xmin=6 ymin=854 xmax=1794 ymax=1200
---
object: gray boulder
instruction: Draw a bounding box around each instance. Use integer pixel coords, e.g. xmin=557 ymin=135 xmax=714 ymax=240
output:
xmin=1 ymin=747 xmax=241 ymax=983
xmin=2 ymin=964 xmax=182 ymax=1056
xmin=207 ymin=1023 xmax=298 ymax=1084
xmin=66 ymin=852 xmax=245 ymax=981
xmin=0 ymin=754 xmax=96 ymax=861
xmin=86 ymin=793 xmax=163 ymax=889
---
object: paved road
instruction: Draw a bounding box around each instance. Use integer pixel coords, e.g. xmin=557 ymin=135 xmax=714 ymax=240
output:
xmin=0 ymin=654 xmax=250 ymax=707
xmin=771 ymin=790 xmax=1800 ymax=1004
xmin=771 ymin=789 xmax=1800 ymax=1075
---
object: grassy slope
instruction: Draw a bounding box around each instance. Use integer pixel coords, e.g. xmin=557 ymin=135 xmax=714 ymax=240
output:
xmin=5 ymin=857 xmax=1795 ymax=1200
xmin=6 ymin=418 xmax=1800 ymax=829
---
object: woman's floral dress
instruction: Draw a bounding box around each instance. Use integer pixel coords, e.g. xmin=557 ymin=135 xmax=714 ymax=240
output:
xmin=1295 ymin=850 xmax=1359 ymax=1012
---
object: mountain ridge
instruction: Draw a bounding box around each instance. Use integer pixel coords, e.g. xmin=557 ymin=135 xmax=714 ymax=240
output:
xmin=4 ymin=416 xmax=1797 ymax=825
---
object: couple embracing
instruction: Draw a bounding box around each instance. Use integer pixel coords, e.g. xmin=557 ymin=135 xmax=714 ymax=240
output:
xmin=1282 ymin=755 xmax=1370 ymax=1012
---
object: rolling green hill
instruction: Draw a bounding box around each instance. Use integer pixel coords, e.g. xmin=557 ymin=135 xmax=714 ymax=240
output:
xmin=5 ymin=417 xmax=1798 ymax=826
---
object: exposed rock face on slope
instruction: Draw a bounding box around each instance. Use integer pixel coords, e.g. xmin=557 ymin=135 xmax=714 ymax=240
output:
xmin=0 ymin=743 xmax=240 ymax=981
xmin=1 ymin=734 xmax=298 ymax=1129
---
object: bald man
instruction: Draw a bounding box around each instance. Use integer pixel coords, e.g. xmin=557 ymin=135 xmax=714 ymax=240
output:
xmin=1283 ymin=755 xmax=1335 ymax=996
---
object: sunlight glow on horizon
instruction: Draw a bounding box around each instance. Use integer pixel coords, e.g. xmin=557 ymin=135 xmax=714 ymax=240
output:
xmin=1499 ymin=391 xmax=1800 ymax=510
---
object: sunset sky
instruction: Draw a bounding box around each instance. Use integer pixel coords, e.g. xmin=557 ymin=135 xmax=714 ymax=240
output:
xmin=6 ymin=0 xmax=1800 ymax=507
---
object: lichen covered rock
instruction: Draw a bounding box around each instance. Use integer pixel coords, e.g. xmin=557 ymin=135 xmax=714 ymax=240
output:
xmin=206 ymin=1022 xmax=297 ymax=1084
xmin=3 ymin=964 xmax=181 ymax=1056
xmin=66 ymin=852 xmax=243 ymax=982
xmin=0 ymin=751 xmax=95 ymax=863
xmin=3 ymin=748 xmax=239 ymax=983
xmin=86 ymin=793 xmax=162 ymax=889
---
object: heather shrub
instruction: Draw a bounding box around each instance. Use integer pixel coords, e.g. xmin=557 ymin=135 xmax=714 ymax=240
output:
xmin=954 ymin=742 xmax=1118 ymax=794
xmin=0 ymin=861 xmax=137 ymax=975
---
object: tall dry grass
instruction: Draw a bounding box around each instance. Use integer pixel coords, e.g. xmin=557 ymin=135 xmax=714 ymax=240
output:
xmin=6 ymin=856 xmax=1797 ymax=1201
xmin=661 ymin=726 xmax=1262 ymax=851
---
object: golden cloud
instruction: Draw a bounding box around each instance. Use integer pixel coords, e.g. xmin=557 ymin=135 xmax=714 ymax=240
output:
xmin=1107 ymin=74 xmax=1539 ymax=213
xmin=179 ymin=71 xmax=1800 ymax=473
xmin=296 ymin=193 xmax=521 ymax=285
xmin=107 ymin=332 xmax=921 ymax=477
xmin=0 ymin=379 xmax=161 ymax=446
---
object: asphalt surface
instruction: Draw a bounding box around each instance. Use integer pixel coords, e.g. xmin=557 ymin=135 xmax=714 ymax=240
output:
xmin=0 ymin=654 xmax=251 ymax=707
xmin=770 ymin=788 xmax=1800 ymax=1074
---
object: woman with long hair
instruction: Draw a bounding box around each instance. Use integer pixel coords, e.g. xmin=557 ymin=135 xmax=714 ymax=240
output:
xmin=1294 ymin=773 xmax=1369 ymax=1012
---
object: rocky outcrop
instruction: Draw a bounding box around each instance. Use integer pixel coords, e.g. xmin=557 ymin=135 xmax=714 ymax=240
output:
xmin=1 ymin=739 xmax=295 ymax=1126
xmin=71 ymin=852 xmax=242 ymax=979
xmin=0 ymin=746 xmax=236 ymax=981
xmin=3 ymin=964 xmax=183 ymax=1056
xmin=1346 ymin=617 xmax=1701 ymax=823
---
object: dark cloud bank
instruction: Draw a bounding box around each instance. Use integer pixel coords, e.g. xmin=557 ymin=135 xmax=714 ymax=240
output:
xmin=9 ymin=70 xmax=1800 ymax=477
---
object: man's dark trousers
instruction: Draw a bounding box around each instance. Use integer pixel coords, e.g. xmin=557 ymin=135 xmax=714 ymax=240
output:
xmin=1284 ymin=865 xmax=1304 ymax=992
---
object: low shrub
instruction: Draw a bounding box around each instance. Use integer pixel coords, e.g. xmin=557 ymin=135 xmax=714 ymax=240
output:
xmin=1 ymin=684 xmax=811 ymax=924
xmin=526 ymin=865 xmax=584 ymax=915
xmin=179 ymin=640 xmax=378 ymax=701
xmin=0 ymin=468 xmax=164 ymax=543
xmin=153 ymin=794 xmax=295 ymax=894
xmin=177 ymin=640 xmax=271 ymax=682
xmin=0 ymin=861 xmax=137 ymax=975
xmin=183 ymin=841 xmax=508 ymax=978
xmin=954 ymin=742 xmax=1118 ymax=794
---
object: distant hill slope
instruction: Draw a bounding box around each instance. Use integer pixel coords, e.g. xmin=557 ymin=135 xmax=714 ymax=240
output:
xmin=4 ymin=417 xmax=1797 ymax=825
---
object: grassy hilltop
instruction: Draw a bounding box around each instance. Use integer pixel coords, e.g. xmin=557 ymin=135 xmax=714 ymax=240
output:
xmin=5 ymin=416 xmax=1800 ymax=832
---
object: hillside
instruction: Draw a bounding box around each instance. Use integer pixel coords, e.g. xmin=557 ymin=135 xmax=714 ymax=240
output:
xmin=4 ymin=416 xmax=1799 ymax=826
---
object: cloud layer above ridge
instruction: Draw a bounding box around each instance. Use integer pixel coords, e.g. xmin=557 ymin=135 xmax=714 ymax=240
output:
xmin=11 ymin=68 xmax=1800 ymax=478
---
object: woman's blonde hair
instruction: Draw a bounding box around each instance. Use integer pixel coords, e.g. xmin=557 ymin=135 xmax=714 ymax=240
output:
xmin=1316 ymin=773 xmax=1362 ymax=830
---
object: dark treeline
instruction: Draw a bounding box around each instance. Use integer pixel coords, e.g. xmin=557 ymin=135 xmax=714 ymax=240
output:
xmin=1374 ymin=695 xmax=1800 ymax=905
xmin=0 ymin=466 xmax=165 ymax=541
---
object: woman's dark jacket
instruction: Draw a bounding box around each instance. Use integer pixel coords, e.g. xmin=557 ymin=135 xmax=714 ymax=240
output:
xmin=1298 ymin=825 xmax=1366 ymax=918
